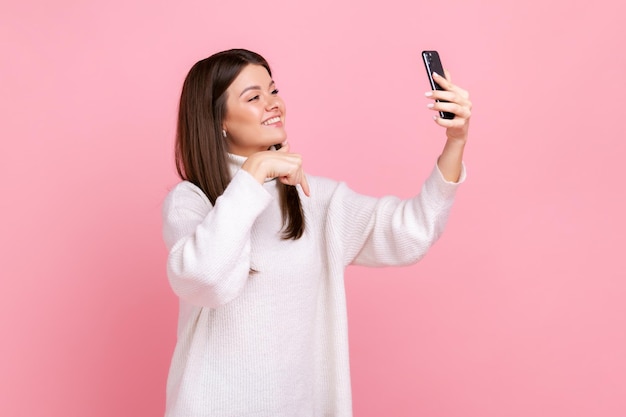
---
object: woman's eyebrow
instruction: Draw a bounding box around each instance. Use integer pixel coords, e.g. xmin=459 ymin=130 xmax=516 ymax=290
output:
xmin=239 ymin=80 xmax=275 ymax=97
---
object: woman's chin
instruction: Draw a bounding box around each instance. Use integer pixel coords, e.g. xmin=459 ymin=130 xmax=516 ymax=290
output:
xmin=267 ymin=133 xmax=287 ymax=145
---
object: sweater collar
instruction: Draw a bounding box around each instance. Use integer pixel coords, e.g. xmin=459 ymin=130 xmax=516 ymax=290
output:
xmin=227 ymin=153 xmax=247 ymax=177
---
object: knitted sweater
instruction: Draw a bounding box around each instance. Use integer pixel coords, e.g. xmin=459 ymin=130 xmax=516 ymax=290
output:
xmin=161 ymin=154 xmax=465 ymax=417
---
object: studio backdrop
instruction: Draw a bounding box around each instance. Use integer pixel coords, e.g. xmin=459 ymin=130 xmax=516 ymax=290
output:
xmin=1 ymin=0 xmax=625 ymax=416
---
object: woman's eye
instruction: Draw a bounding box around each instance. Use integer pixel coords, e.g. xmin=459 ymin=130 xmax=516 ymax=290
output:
xmin=247 ymin=95 xmax=260 ymax=102
xmin=271 ymin=89 xmax=279 ymax=95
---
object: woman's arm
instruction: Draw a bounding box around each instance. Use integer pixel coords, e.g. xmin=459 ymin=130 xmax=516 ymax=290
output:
xmin=325 ymin=165 xmax=464 ymax=268
xmin=326 ymin=69 xmax=472 ymax=267
xmin=162 ymin=170 xmax=272 ymax=308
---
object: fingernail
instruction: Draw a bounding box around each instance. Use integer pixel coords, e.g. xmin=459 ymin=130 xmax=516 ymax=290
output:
xmin=433 ymin=115 xmax=438 ymax=121
xmin=425 ymin=91 xmax=433 ymax=97
xmin=432 ymin=72 xmax=439 ymax=77
xmin=427 ymin=103 xmax=434 ymax=109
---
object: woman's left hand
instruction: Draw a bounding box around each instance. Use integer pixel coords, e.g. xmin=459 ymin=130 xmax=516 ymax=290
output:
xmin=426 ymin=70 xmax=472 ymax=143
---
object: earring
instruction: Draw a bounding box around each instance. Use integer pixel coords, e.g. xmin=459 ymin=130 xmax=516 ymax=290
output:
xmin=222 ymin=129 xmax=227 ymax=138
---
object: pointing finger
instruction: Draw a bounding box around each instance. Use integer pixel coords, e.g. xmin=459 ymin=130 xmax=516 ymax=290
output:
xmin=300 ymin=173 xmax=311 ymax=197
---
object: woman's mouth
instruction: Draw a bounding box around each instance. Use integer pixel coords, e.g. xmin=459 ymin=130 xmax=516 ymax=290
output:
xmin=262 ymin=116 xmax=282 ymax=126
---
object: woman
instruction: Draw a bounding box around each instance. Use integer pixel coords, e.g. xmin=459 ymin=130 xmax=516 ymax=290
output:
xmin=162 ymin=48 xmax=471 ymax=417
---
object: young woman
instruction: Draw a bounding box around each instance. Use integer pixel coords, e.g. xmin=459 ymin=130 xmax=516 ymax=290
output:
xmin=162 ymin=48 xmax=471 ymax=417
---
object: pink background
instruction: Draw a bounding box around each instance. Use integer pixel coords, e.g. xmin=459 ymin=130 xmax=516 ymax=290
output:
xmin=1 ymin=0 xmax=625 ymax=416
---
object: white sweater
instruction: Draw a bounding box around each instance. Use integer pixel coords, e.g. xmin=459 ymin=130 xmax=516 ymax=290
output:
xmin=162 ymin=154 xmax=465 ymax=417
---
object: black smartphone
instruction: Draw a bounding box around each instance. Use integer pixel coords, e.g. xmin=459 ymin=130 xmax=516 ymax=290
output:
xmin=422 ymin=50 xmax=455 ymax=120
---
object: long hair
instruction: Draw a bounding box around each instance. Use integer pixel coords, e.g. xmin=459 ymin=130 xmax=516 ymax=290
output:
xmin=175 ymin=49 xmax=305 ymax=239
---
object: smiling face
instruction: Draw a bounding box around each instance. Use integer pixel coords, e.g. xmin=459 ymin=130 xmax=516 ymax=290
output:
xmin=222 ymin=64 xmax=286 ymax=157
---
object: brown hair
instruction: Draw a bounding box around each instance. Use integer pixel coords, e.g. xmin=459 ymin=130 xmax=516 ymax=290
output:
xmin=175 ymin=49 xmax=305 ymax=239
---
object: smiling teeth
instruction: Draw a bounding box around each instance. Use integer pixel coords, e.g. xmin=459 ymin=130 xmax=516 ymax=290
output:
xmin=262 ymin=116 xmax=281 ymax=125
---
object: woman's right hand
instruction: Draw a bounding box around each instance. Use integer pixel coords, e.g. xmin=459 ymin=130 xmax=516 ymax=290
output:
xmin=241 ymin=142 xmax=311 ymax=196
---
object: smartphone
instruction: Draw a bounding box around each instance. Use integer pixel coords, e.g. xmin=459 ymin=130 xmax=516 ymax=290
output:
xmin=422 ymin=50 xmax=455 ymax=120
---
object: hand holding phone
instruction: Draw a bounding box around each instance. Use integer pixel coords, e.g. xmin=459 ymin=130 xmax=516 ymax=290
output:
xmin=422 ymin=50 xmax=455 ymax=120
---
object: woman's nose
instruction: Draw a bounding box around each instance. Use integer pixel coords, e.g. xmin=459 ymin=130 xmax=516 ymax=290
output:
xmin=265 ymin=96 xmax=280 ymax=111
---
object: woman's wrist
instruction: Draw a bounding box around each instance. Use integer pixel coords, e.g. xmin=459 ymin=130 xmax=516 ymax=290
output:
xmin=241 ymin=157 xmax=268 ymax=185
xmin=437 ymin=137 xmax=466 ymax=182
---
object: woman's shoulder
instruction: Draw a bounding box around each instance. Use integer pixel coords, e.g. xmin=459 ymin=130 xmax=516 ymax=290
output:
xmin=306 ymin=174 xmax=344 ymax=197
xmin=303 ymin=174 xmax=362 ymax=211
xmin=165 ymin=180 xmax=207 ymax=199
xmin=163 ymin=180 xmax=211 ymax=212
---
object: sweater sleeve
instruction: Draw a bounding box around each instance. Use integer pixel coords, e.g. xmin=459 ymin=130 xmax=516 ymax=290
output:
xmin=162 ymin=170 xmax=272 ymax=307
xmin=326 ymin=163 xmax=466 ymax=267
